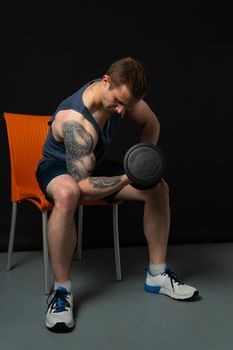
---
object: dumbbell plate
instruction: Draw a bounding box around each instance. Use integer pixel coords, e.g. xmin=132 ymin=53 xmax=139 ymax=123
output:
xmin=124 ymin=143 xmax=164 ymax=189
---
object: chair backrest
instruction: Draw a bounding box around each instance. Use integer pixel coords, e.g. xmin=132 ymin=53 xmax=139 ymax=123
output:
xmin=3 ymin=112 xmax=52 ymax=211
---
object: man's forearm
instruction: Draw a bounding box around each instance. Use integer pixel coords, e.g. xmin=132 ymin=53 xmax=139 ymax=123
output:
xmin=140 ymin=120 xmax=160 ymax=145
xmin=78 ymin=174 xmax=130 ymax=200
xmin=139 ymin=112 xmax=160 ymax=145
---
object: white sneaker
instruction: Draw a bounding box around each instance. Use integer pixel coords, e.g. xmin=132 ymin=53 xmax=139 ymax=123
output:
xmin=46 ymin=287 xmax=74 ymax=332
xmin=144 ymin=267 xmax=199 ymax=300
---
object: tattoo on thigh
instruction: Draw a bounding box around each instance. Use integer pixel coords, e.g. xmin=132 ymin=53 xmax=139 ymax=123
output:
xmin=62 ymin=121 xmax=95 ymax=181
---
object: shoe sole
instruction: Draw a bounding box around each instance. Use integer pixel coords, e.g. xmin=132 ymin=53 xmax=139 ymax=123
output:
xmin=46 ymin=322 xmax=75 ymax=333
xmin=144 ymin=283 xmax=199 ymax=301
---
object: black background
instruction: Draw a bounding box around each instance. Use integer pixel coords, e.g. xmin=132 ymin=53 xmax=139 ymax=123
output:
xmin=1 ymin=1 xmax=232 ymax=251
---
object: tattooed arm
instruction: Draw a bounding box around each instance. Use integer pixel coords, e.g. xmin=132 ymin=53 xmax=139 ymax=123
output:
xmin=62 ymin=120 xmax=130 ymax=200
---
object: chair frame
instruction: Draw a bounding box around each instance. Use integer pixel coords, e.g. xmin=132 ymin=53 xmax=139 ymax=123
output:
xmin=6 ymin=201 xmax=122 ymax=294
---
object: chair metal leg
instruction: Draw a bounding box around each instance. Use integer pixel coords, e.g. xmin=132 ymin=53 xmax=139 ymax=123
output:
xmin=6 ymin=202 xmax=17 ymax=271
xmin=113 ymin=204 xmax=122 ymax=281
xmin=77 ymin=205 xmax=83 ymax=260
xmin=76 ymin=204 xmax=122 ymax=280
xmin=42 ymin=211 xmax=50 ymax=295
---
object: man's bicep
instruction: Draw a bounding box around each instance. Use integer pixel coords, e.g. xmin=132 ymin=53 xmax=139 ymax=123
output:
xmin=66 ymin=153 xmax=96 ymax=181
xmin=62 ymin=120 xmax=96 ymax=181
xmin=62 ymin=120 xmax=93 ymax=154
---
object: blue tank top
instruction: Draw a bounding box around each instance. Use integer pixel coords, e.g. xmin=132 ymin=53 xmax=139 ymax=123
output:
xmin=41 ymin=79 xmax=119 ymax=167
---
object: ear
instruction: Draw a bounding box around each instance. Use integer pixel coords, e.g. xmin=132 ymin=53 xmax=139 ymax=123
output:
xmin=102 ymin=74 xmax=111 ymax=86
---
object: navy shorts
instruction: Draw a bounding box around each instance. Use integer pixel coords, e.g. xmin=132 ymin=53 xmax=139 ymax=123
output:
xmin=35 ymin=158 xmax=125 ymax=203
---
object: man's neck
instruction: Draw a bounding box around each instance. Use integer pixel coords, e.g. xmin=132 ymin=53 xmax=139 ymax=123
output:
xmin=89 ymin=81 xmax=110 ymax=128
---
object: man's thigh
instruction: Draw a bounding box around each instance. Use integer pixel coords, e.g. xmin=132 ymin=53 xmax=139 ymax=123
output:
xmin=36 ymin=159 xmax=77 ymax=201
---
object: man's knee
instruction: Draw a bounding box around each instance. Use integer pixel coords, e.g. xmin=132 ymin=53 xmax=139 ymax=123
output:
xmin=160 ymin=179 xmax=169 ymax=195
xmin=149 ymin=179 xmax=169 ymax=203
xmin=53 ymin=185 xmax=80 ymax=213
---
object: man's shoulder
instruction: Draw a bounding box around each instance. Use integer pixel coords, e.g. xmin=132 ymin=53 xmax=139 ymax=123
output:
xmin=57 ymin=109 xmax=84 ymax=122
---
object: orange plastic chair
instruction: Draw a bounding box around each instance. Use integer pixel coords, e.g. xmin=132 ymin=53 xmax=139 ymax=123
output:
xmin=3 ymin=112 xmax=123 ymax=295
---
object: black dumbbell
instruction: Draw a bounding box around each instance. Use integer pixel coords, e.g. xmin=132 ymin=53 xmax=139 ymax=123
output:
xmin=123 ymin=143 xmax=165 ymax=190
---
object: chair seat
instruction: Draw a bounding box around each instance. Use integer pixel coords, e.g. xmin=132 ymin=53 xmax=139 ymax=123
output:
xmin=78 ymin=198 xmax=123 ymax=206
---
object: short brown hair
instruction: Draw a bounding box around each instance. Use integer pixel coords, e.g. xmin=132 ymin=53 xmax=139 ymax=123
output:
xmin=106 ymin=57 xmax=149 ymax=100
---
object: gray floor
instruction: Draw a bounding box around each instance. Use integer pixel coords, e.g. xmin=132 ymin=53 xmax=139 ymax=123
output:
xmin=0 ymin=243 xmax=233 ymax=350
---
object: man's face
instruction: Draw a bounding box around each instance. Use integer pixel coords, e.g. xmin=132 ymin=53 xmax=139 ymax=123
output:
xmin=101 ymin=75 xmax=137 ymax=115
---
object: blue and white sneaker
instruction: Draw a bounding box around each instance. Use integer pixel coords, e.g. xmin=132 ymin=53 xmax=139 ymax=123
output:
xmin=46 ymin=287 xmax=74 ymax=332
xmin=144 ymin=267 xmax=199 ymax=300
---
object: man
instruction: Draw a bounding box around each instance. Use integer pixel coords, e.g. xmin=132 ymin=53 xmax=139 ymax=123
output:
xmin=36 ymin=56 xmax=199 ymax=332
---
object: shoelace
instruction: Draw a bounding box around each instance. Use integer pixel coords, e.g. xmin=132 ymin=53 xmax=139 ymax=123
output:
xmin=46 ymin=288 xmax=71 ymax=313
xmin=162 ymin=267 xmax=184 ymax=290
